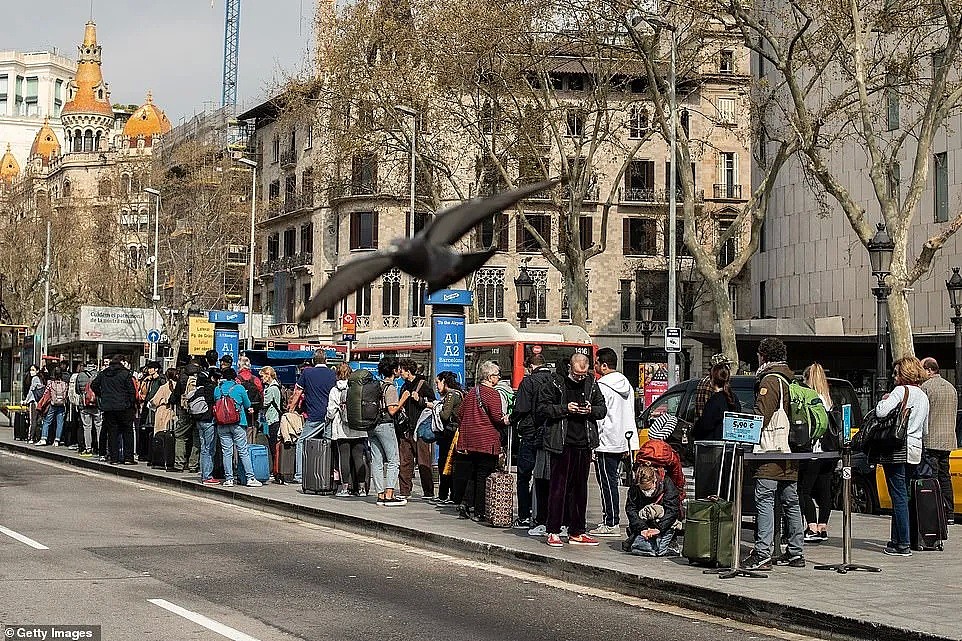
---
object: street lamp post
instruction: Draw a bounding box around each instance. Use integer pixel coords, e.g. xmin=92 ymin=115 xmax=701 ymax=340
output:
xmin=638 ymin=296 xmax=655 ymax=347
xmin=397 ymin=105 xmax=418 ymax=327
xmin=514 ymin=266 xmax=534 ymax=329
xmin=144 ymin=187 xmax=161 ymax=361
xmin=868 ymin=222 xmax=894 ymax=404
xmin=945 ymin=267 xmax=962 ymax=396
xmin=235 ymin=157 xmax=257 ymax=348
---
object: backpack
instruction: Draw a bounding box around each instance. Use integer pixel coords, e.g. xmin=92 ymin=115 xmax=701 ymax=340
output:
xmin=239 ymin=376 xmax=263 ymax=411
xmin=75 ymin=371 xmax=92 ymax=396
xmin=83 ymin=381 xmax=98 ymax=408
xmin=785 ymin=378 xmax=829 ymax=452
xmin=346 ymin=369 xmax=386 ymax=432
xmin=212 ymin=383 xmax=241 ymax=425
xmin=180 ymin=375 xmax=198 ymax=411
xmin=50 ymin=380 xmax=68 ymax=407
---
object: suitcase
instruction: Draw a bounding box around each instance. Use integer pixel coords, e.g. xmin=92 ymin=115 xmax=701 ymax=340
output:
xmin=484 ymin=471 xmax=515 ymax=527
xmin=273 ymin=441 xmax=297 ymax=484
xmin=150 ymin=430 xmax=176 ymax=471
xmin=683 ymin=442 xmax=736 ymax=567
xmin=302 ymin=438 xmax=335 ymax=494
xmin=13 ymin=410 xmax=30 ymax=441
xmin=909 ymin=477 xmax=947 ymax=551
xmin=236 ymin=445 xmax=271 ymax=485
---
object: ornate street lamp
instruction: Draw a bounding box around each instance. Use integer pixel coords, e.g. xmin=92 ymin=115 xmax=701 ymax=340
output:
xmin=868 ymin=222 xmax=894 ymax=404
xmin=946 ymin=266 xmax=962 ymax=396
xmin=514 ymin=266 xmax=534 ymax=329
xmin=639 ymin=296 xmax=655 ymax=346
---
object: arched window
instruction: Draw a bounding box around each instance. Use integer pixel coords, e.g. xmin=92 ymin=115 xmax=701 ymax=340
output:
xmin=98 ymin=177 xmax=112 ymax=197
xmin=62 ymin=180 xmax=71 ymax=197
xmin=73 ymin=129 xmax=83 ymax=152
xmin=94 ymin=132 xmax=102 ymax=150
xmin=122 ymin=174 xmax=131 ymax=195
xmin=83 ymin=130 xmax=94 ymax=152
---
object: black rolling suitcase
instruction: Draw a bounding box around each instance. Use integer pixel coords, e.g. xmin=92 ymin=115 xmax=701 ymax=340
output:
xmin=302 ymin=438 xmax=334 ymax=494
xmin=909 ymin=477 xmax=947 ymax=551
xmin=13 ymin=409 xmax=30 ymax=441
xmin=150 ymin=430 xmax=176 ymax=471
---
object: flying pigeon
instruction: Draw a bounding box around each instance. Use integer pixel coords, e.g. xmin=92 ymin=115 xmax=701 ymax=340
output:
xmin=299 ymin=178 xmax=562 ymax=322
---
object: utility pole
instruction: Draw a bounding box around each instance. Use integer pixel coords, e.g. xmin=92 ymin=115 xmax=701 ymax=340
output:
xmin=41 ymin=221 xmax=51 ymax=359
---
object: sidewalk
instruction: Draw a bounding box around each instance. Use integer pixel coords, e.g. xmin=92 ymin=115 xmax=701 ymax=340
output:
xmin=1 ymin=428 xmax=958 ymax=641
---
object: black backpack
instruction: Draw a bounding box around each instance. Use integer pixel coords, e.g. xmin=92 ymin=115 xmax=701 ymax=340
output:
xmin=347 ymin=369 xmax=387 ymax=431
xmin=238 ymin=377 xmax=263 ymax=411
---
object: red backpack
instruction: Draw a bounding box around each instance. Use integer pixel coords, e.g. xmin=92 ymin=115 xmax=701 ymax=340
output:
xmin=213 ymin=383 xmax=241 ymax=425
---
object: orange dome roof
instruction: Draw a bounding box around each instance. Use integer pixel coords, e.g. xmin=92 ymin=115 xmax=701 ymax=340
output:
xmin=1 ymin=145 xmax=20 ymax=183
xmin=123 ymin=92 xmax=172 ymax=138
xmin=61 ymin=21 xmax=114 ymax=118
xmin=30 ymin=118 xmax=61 ymax=163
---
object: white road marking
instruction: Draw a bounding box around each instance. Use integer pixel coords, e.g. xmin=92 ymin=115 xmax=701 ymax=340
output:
xmin=148 ymin=599 xmax=264 ymax=641
xmin=9 ymin=451 xmax=817 ymax=641
xmin=0 ymin=525 xmax=49 ymax=550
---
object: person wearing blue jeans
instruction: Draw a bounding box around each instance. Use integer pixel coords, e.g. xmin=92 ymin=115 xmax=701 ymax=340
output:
xmin=213 ymin=370 xmax=262 ymax=488
xmin=288 ymin=349 xmax=337 ymax=484
xmin=41 ymin=404 xmax=66 ymax=445
xmin=882 ymin=463 xmax=914 ymax=552
xmin=294 ymin=420 xmax=326 ymax=483
xmin=754 ymin=478 xmax=804 ymax=557
xmin=625 ymin=463 xmax=680 ymax=557
xmin=371 ymin=357 xmax=405 ymax=507
xmin=198 ymin=420 xmax=216 ymax=484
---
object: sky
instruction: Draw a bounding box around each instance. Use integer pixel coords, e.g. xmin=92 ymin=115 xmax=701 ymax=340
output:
xmin=4 ymin=0 xmax=313 ymax=123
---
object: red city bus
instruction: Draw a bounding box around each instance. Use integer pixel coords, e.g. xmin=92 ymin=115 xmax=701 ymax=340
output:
xmin=350 ymin=322 xmax=595 ymax=388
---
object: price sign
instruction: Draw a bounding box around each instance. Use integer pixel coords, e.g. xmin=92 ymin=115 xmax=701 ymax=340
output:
xmin=841 ymin=404 xmax=852 ymax=445
xmin=722 ymin=411 xmax=764 ymax=444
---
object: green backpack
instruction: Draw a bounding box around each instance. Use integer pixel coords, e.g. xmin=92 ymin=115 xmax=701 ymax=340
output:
xmin=786 ymin=379 xmax=829 ymax=451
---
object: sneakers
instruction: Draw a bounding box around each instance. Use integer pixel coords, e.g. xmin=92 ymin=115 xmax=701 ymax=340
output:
xmin=588 ymin=524 xmax=621 ymax=538
xmin=336 ymin=489 xmax=352 ymax=497
xmin=246 ymin=479 xmax=263 ymax=487
xmin=35 ymin=441 xmax=49 ymax=447
xmin=79 ymin=450 xmax=93 ymax=458
xmin=396 ymin=494 xmax=409 ymax=500
xmin=512 ymin=518 xmax=532 ymax=530
xmin=222 ymin=480 xmax=235 ymax=487
xmin=98 ymin=455 xmax=107 ymax=462
xmin=53 ymin=440 xmax=60 ymax=446
xmin=883 ymin=545 xmax=912 ymax=557
xmin=421 ymin=495 xmax=435 ymax=501
xmin=528 ymin=524 xmax=547 ymax=537
xmin=67 ymin=444 xmax=79 ymax=450
xmin=560 ymin=525 xmax=569 ymax=538
xmin=774 ymin=553 xmax=806 ymax=567
xmin=382 ymin=496 xmax=407 ymax=507
xmin=568 ymin=534 xmax=601 ymax=546
xmin=803 ymin=529 xmax=821 ymax=543
xmin=546 ymin=533 xmax=564 ymax=547
xmin=740 ymin=551 xmax=773 ymax=571
xmin=202 ymin=478 xmax=220 ymax=485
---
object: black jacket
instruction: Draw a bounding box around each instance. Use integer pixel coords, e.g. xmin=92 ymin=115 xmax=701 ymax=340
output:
xmin=90 ymin=363 xmax=136 ymax=412
xmin=536 ymin=374 xmax=606 ymax=454
xmin=170 ymin=363 xmax=215 ymax=420
xmin=625 ymin=474 xmax=680 ymax=536
xmin=511 ymin=367 xmax=554 ymax=441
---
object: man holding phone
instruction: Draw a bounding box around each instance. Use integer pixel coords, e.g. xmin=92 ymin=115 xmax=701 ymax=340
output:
xmin=537 ymin=352 xmax=607 ymax=548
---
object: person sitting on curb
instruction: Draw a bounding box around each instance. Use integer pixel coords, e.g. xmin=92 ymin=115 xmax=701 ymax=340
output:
xmin=624 ymin=462 xmax=680 ymax=557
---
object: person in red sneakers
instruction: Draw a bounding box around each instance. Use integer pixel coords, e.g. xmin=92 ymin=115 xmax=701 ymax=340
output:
xmin=537 ymin=353 xmax=607 ymax=547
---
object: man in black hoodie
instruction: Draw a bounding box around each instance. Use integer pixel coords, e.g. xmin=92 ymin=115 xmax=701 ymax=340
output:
xmin=511 ymin=354 xmax=555 ymax=531
xmin=91 ymin=355 xmax=137 ymax=465
xmin=170 ymin=359 xmax=215 ymax=478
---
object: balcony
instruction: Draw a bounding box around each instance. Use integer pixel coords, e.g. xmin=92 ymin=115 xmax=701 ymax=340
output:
xmin=280 ymin=148 xmax=297 ymax=168
xmin=225 ymin=247 xmax=249 ymax=266
xmin=267 ymin=322 xmax=306 ymax=339
xmin=712 ymin=183 xmax=743 ymax=200
xmin=289 ymin=252 xmax=313 ymax=271
xmin=620 ymin=188 xmax=705 ymax=204
xmin=328 ymin=180 xmax=379 ymax=200
xmin=283 ymin=192 xmax=314 ymax=214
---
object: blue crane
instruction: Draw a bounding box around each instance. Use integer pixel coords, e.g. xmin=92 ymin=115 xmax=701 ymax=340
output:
xmin=221 ymin=0 xmax=241 ymax=108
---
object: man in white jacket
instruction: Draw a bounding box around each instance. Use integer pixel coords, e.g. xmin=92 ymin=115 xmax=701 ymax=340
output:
xmin=589 ymin=348 xmax=639 ymax=537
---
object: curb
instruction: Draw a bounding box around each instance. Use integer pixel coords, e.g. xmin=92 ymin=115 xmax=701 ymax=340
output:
xmin=0 ymin=439 xmax=949 ymax=641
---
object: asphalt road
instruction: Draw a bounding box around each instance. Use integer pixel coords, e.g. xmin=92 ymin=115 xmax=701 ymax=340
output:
xmin=0 ymin=452 xmax=810 ymax=641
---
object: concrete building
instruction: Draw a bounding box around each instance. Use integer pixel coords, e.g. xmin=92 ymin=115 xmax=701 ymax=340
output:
xmin=240 ymin=16 xmax=756 ymax=385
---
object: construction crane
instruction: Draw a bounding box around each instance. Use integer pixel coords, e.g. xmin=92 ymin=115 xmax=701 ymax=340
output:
xmin=220 ymin=0 xmax=241 ymax=109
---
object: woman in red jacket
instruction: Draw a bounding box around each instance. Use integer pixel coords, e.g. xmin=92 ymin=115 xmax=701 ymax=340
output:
xmin=453 ymin=360 xmax=509 ymax=521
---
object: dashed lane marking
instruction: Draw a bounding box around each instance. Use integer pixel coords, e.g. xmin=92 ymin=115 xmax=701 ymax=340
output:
xmin=0 ymin=525 xmax=49 ymax=550
xmin=148 ymin=599 xmax=264 ymax=641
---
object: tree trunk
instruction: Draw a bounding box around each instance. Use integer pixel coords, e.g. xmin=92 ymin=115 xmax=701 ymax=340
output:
xmin=887 ymin=281 xmax=916 ymax=361
xmin=708 ymin=277 xmax=739 ymax=373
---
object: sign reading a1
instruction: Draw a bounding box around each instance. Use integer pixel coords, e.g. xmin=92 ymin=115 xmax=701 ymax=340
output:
xmin=432 ymin=315 xmax=466 ymax=386
xmin=665 ymin=327 xmax=682 ymax=353
xmin=342 ymin=313 xmax=357 ymax=342
xmin=722 ymin=411 xmax=764 ymax=444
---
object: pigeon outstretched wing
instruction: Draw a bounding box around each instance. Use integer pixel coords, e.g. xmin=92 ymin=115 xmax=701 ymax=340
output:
xmin=299 ymin=253 xmax=395 ymax=322
xmin=424 ymin=179 xmax=562 ymax=246
xmin=427 ymin=248 xmax=497 ymax=294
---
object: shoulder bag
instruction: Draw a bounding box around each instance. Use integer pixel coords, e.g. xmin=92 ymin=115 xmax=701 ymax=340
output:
xmin=754 ymin=375 xmax=791 ymax=454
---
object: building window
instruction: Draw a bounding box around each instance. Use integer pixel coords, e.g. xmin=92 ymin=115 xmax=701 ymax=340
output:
xmin=289 ymin=129 xmax=296 ymax=154
xmin=351 ymin=153 xmax=378 ymax=194
xmin=413 ymin=280 xmax=428 ymax=319
xmin=24 ymin=77 xmax=38 ymax=117
xmin=717 ymin=97 xmax=736 ymax=125
xmin=272 ymin=135 xmax=280 ymax=163
xmin=406 ymin=211 xmax=431 ymax=237
xmin=566 ymin=110 xmax=585 ymax=137
xmin=625 ymin=160 xmax=655 ymax=202
xmin=305 ymin=123 xmax=313 ymax=149
xmin=517 ymin=215 xmax=551 ymax=252
xmin=475 ymin=267 xmax=506 ymax=321
xmin=382 ymin=268 xmax=402 ymax=318
xmin=756 ymin=37 xmax=766 ymax=77
xmin=717 ymin=215 xmax=737 ymax=267
xmin=0 ymin=75 xmax=7 ymax=115
xmin=350 ymin=211 xmax=378 ymax=249
xmin=285 ymin=175 xmax=297 ymax=202
xmin=567 ymin=74 xmax=585 ymax=91
xmin=636 ymin=271 xmax=668 ymax=322
xmin=300 ymin=222 xmax=314 ymax=254
xmin=267 ymin=233 xmax=279 ymax=260
xmin=54 ymin=79 xmax=63 ymax=115
xmin=620 ymin=279 xmax=633 ymax=322
xmin=478 ymin=213 xmax=509 ymax=251
xmin=629 ymin=105 xmax=649 ymax=139
xmin=355 ymin=284 xmax=372 ymax=317
xmin=623 ymin=218 xmax=657 ymax=255
xmin=716 ymin=152 xmax=739 ymax=198
xmin=479 ymin=156 xmax=506 ymax=196
xmin=888 ymin=161 xmax=900 ymax=203
xmin=268 ymin=180 xmax=280 ymax=201
xmin=579 ymin=216 xmax=593 ymax=251
xmin=729 ymin=284 xmax=739 ymax=317
xmin=14 ymin=76 xmax=23 ymax=115
xmin=886 ymin=74 xmax=899 ymax=131
xmin=720 ymin=50 xmax=734 ymax=74
xmin=663 ymin=221 xmax=690 ymax=258
xmin=480 ymin=99 xmax=496 ymax=135
xmin=528 ymin=268 xmax=549 ymax=321
xmin=518 ymin=156 xmax=547 ymax=185
xmin=283 ymin=228 xmax=296 ymax=256
xmin=935 ymin=152 xmax=949 ymax=222
xmin=759 ymin=280 xmax=767 ymax=317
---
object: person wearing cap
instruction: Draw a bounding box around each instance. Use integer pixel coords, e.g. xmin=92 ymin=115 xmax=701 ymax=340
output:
xmin=694 ymin=353 xmax=734 ymax=425
xmin=693 ymin=363 xmax=742 ymax=441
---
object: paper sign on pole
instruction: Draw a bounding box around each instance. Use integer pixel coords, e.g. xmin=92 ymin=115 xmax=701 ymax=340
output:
xmin=188 ymin=317 xmax=215 ymax=355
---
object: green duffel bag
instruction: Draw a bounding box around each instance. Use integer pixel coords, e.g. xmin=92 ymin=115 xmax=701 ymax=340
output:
xmin=682 ymin=498 xmax=734 ymax=568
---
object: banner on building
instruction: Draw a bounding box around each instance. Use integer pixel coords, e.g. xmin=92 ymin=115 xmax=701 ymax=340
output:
xmin=79 ymin=306 xmax=159 ymax=343
xmin=639 ymin=362 xmax=669 ymax=408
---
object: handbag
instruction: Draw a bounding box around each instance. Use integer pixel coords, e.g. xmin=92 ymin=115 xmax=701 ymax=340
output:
xmin=754 ymin=376 xmax=791 ymax=454
xmin=37 ymin=387 xmax=52 ymax=415
xmin=872 ymin=387 xmax=911 ymax=451
xmin=415 ymin=407 xmax=436 ymax=443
